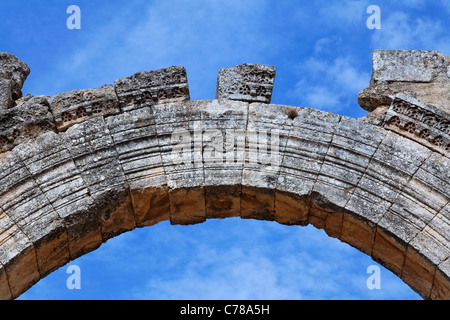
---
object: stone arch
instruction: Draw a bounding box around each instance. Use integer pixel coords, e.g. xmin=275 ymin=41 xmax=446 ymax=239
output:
xmin=0 ymin=99 xmax=448 ymax=300
xmin=0 ymin=50 xmax=449 ymax=300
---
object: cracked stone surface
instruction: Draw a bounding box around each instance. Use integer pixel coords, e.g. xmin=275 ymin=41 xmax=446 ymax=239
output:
xmin=0 ymin=51 xmax=449 ymax=300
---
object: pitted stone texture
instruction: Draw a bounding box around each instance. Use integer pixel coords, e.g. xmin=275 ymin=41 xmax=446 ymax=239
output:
xmin=0 ymin=95 xmax=56 ymax=153
xmin=0 ymin=99 xmax=449 ymax=300
xmin=358 ymin=50 xmax=450 ymax=113
xmin=0 ymin=52 xmax=30 ymax=105
xmin=62 ymin=117 xmax=136 ymax=246
xmin=201 ymin=99 xmax=248 ymax=219
xmin=0 ymin=79 xmax=13 ymax=110
xmin=106 ymin=107 xmax=169 ymax=227
xmin=372 ymin=50 xmax=448 ymax=83
xmin=49 ymin=85 xmax=120 ymax=132
xmin=152 ymin=101 xmax=205 ymax=225
xmin=216 ymin=63 xmax=276 ymax=104
xmin=0 ymin=150 xmax=64 ymax=286
xmin=1 ymin=50 xmax=450 ymax=300
xmin=383 ymin=94 xmax=450 ymax=154
xmin=114 ymin=66 xmax=190 ymax=112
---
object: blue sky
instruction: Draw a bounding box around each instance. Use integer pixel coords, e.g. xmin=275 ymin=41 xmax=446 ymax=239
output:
xmin=1 ymin=0 xmax=448 ymax=300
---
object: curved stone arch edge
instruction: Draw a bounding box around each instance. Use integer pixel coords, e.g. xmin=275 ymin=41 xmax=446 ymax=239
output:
xmin=0 ymin=100 xmax=449 ymax=300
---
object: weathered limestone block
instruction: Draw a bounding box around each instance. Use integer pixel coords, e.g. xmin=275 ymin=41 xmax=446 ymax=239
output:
xmin=242 ymin=103 xmax=295 ymax=222
xmin=0 ymin=151 xmax=64 ymax=281
xmin=0 ymin=52 xmax=30 ymax=105
xmin=114 ymin=66 xmax=190 ymax=112
xmin=372 ymin=50 xmax=447 ymax=83
xmin=152 ymin=101 xmax=205 ymax=225
xmin=275 ymin=108 xmax=340 ymax=226
xmin=12 ymin=131 xmax=96 ymax=266
xmin=0 ymin=95 xmax=56 ymax=153
xmin=106 ymin=107 xmax=169 ymax=227
xmin=399 ymin=154 xmax=450 ymax=238
xmin=0 ymin=264 xmax=11 ymax=300
xmin=0 ymin=209 xmax=38 ymax=299
xmin=49 ymin=85 xmax=120 ymax=132
xmin=62 ymin=117 xmax=136 ymax=253
xmin=311 ymin=116 xmax=387 ymax=240
xmin=0 ymin=79 xmax=13 ymax=110
xmin=404 ymin=203 xmax=450 ymax=299
xmin=434 ymin=255 xmax=450 ymax=300
xmin=402 ymin=243 xmax=437 ymax=297
xmin=201 ymin=99 xmax=248 ymax=218
xmin=372 ymin=227 xmax=407 ymax=278
xmin=346 ymin=131 xmax=432 ymax=237
xmin=383 ymin=94 xmax=449 ymax=154
xmin=414 ymin=153 xmax=450 ymax=200
xmin=358 ymin=50 xmax=450 ymax=113
xmin=313 ymin=116 xmax=386 ymax=207
xmin=216 ymin=63 xmax=276 ymax=104
xmin=432 ymin=204 xmax=450 ymax=300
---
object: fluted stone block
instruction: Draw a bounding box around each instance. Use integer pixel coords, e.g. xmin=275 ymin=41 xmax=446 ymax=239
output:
xmin=152 ymin=101 xmax=205 ymax=225
xmin=62 ymin=117 xmax=135 ymax=254
xmin=201 ymin=99 xmax=248 ymax=219
xmin=106 ymin=107 xmax=169 ymax=227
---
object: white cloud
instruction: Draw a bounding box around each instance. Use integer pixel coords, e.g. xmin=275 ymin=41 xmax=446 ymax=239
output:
xmin=318 ymin=0 xmax=370 ymax=27
xmin=291 ymin=53 xmax=370 ymax=113
xmin=18 ymin=218 xmax=421 ymax=300
xmin=402 ymin=0 xmax=427 ymax=8
xmin=371 ymin=11 xmax=450 ymax=54
xmin=49 ymin=0 xmax=273 ymax=99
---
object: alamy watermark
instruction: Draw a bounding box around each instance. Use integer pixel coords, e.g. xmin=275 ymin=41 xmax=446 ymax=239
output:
xmin=67 ymin=5 xmax=81 ymax=30
xmin=170 ymin=122 xmax=281 ymax=173
xmin=366 ymin=265 xmax=381 ymax=290
xmin=66 ymin=264 xmax=81 ymax=290
xmin=366 ymin=5 xmax=381 ymax=30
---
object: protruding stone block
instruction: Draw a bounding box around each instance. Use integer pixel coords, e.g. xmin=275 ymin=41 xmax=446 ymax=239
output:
xmin=114 ymin=66 xmax=190 ymax=112
xmin=372 ymin=50 xmax=448 ymax=83
xmin=215 ymin=63 xmax=276 ymax=104
xmin=358 ymin=50 xmax=450 ymax=113
xmin=49 ymin=85 xmax=120 ymax=132
xmin=0 ymin=52 xmax=30 ymax=103
xmin=0 ymin=95 xmax=56 ymax=153
xmin=383 ymin=94 xmax=449 ymax=154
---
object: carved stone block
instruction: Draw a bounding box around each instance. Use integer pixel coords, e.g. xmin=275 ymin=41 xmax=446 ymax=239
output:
xmin=215 ymin=63 xmax=276 ymax=104
xmin=114 ymin=66 xmax=190 ymax=112
xmin=384 ymin=94 xmax=449 ymax=154
xmin=49 ymin=84 xmax=120 ymax=132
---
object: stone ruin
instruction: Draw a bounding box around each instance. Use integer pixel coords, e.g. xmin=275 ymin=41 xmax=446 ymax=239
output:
xmin=0 ymin=50 xmax=449 ymax=300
